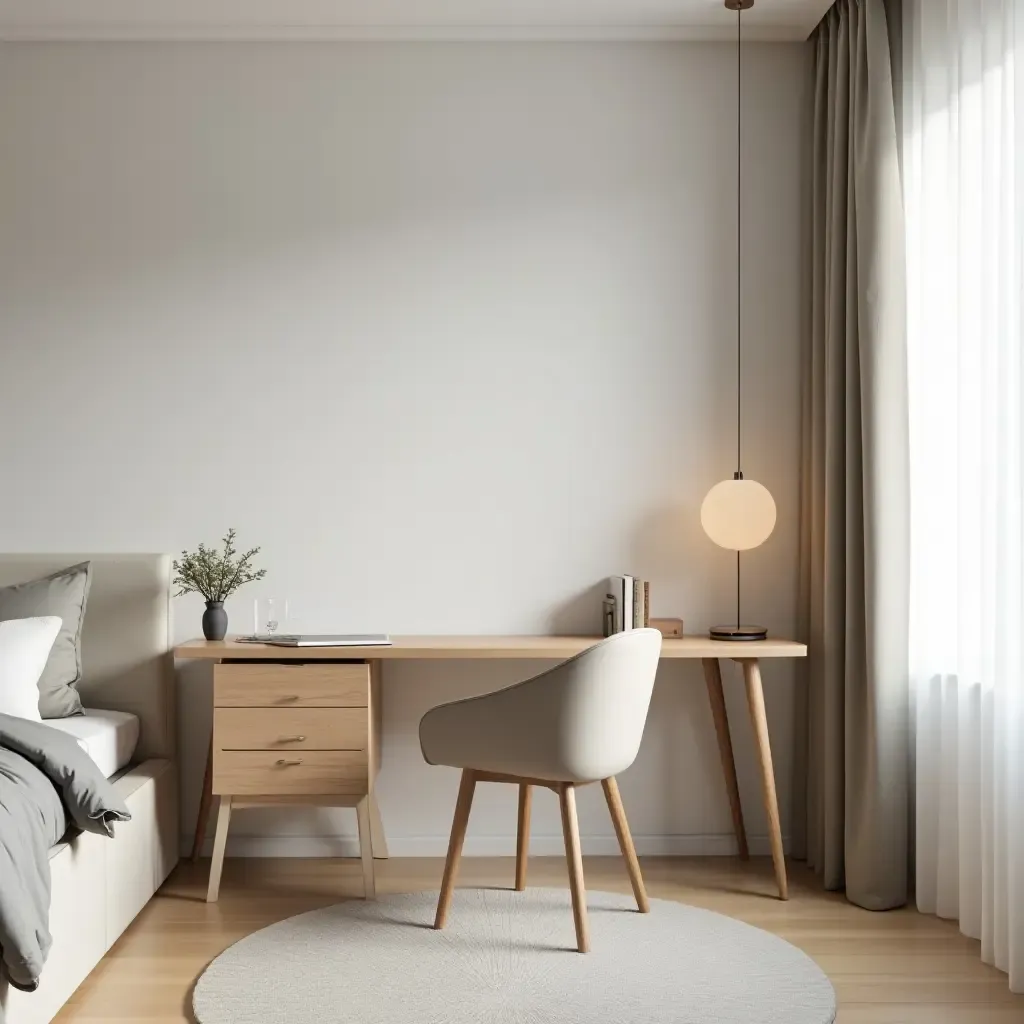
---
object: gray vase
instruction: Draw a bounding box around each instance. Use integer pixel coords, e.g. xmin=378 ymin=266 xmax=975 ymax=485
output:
xmin=202 ymin=601 xmax=228 ymax=641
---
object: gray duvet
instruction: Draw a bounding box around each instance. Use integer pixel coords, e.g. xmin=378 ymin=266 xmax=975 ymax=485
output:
xmin=0 ymin=713 xmax=130 ymax=995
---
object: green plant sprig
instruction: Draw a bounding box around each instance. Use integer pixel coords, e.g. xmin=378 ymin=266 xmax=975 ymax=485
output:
xmin=172 ymin=529 xmax=267 ymax=603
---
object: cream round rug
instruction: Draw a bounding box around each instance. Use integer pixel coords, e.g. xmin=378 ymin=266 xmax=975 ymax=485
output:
xmin=193 ymin=888 xmax=836 ymax=1024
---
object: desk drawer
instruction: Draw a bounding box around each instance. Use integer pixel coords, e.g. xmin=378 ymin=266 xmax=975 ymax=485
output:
xmin=213 ymin=749 xmax=368 ymax=796
xmin=215 ymin=708 xmax=367 ymax=751
xmin=214 ymin=663 xmax=368 ymax=707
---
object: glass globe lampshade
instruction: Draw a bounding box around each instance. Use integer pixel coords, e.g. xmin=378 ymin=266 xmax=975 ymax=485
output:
xmin=700 ymin=478 xmax=777 ymax=552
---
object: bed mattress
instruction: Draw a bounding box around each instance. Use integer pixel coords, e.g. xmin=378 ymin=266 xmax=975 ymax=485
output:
xmin=46 ymin=708 xmax=140 ymax=778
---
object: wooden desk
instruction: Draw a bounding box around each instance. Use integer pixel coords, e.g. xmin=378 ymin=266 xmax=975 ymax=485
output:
xmin=175 ymin=634 xmax=806 ymax=901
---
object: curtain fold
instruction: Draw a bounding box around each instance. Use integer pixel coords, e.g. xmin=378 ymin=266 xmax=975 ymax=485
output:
xmin=904 ymin=0 xmax=1024 ymax=992
xmin=801 ymin=0 xmax=910 ymax=911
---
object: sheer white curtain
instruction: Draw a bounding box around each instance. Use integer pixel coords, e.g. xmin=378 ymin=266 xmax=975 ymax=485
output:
xmin=904 ymin=0 xmax=1024 ymax=992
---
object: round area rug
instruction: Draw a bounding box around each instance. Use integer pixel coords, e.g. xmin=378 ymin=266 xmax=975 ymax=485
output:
xmin=193 ymin=888 xmax=836 ymax=1024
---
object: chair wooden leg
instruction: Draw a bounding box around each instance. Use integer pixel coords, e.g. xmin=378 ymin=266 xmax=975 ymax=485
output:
xmin=434 ymin=769 xmax=477 ymax=930
xmin=558 ymin=783 xmax=590 ymax=953
xmin=355 ymin=796 xmax=376 ymax=900
xmin=601 ymin=776 xmax=649 ymax=913
xmin=515 ymin=783 xmax=532 ymax=891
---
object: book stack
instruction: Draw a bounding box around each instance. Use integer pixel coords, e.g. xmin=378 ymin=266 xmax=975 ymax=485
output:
xmin=604 ymin=576 xmax=650 ymax=635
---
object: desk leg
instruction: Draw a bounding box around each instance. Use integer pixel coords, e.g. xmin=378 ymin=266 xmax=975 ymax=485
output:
xmin=741 ymin=658 xmax=788 ymax=901
xmin=702 ymin=658 xmax=749 ymax=860
xmin=206 ymin=796 xmax=232 ymax=903
xmin=367 ymin=791 xmax=389 ymax=859
xmin=192 ymin=660 xmax=219 ymax=863
xmin=367 ymin=659 xmax=389 ymax=859
xmin=356 ymin=796 xmax=377 ymax=900
xmin=191 ymin=736 xmax=214 ymax=862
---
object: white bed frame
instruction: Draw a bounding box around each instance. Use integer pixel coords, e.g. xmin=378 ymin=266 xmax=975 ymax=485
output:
xmin=0 ymin=555 xmax=179 ymax=1024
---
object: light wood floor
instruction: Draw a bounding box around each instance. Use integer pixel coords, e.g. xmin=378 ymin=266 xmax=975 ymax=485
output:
xmin=54 ymin=856 xmax=1024 ymax=1023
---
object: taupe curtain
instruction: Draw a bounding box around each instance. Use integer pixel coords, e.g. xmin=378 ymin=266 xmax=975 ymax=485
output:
xmin=798 ymin=0 xmax=909 ymax=911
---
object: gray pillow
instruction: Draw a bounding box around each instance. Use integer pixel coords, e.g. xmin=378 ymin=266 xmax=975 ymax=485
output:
xmin=0 ymin=563 xmax=92 ymax=718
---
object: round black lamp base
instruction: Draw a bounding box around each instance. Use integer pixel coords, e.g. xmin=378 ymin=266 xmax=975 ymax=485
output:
xmin=709 ymin=624 xmax=769 ymax=642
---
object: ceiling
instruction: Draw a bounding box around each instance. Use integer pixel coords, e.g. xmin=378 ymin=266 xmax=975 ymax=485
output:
xmin=0 ymin=0 xmax=833 ymax=42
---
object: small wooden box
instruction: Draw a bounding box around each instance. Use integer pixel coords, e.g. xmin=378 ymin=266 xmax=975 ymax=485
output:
xmin=649 ymin=617 xmax=684 ymax=638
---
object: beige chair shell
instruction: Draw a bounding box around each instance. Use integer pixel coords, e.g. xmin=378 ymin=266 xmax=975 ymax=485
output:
xmin=419 ymin=628 xmax=662 ymax=952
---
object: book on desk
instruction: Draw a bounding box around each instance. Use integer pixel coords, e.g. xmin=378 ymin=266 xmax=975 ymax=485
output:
xmin=605 ymin=576 xmax=650 ymax=634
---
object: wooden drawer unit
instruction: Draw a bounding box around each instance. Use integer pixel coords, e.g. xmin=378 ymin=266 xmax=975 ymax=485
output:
xmin=213 ymin=749 xmax=369 ymax=796
xmin=197 ymin=655 xmax=383 ymax=903
xmin=211 ymin=662 xmax=375 ymax=798
xmin=214 ymin=707 xmax=367 ymax=752
xmin=213 ymin=662 xmax=369 ymax=707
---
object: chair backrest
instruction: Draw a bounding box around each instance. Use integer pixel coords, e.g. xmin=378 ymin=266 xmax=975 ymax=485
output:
xmin=512 ymin=628 xmax=662 ymax=782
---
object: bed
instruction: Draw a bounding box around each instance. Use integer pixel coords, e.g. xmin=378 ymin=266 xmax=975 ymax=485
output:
xmin=45 ymin=708 xmax=141 ymax=779
xmin=0 ymin=555 xmax=178 ymax=1024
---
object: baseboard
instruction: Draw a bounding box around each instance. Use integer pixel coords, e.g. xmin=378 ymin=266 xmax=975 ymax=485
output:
xmin=181 ymin=833 xmax=790 ymax=859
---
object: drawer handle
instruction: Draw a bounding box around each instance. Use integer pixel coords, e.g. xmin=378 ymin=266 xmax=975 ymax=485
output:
xmin=279 ymin=735 xmax=307 ymax=744
xmin=275 ymin=758 xmax=303 ymax=767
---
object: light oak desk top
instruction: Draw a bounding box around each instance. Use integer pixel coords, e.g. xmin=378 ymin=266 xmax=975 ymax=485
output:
xmin=175 ymin=633 xmax=806 ymax=902
xmin=174 ymin=635 xmax=807 ymax=661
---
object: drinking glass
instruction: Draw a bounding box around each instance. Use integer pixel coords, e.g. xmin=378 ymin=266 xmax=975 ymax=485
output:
xmin=254 ymin=597 xmax=289 ymax=636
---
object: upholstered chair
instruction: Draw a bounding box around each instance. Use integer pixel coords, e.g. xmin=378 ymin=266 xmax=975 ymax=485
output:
xmin=419 ymin=628 xmax=662 ymax=952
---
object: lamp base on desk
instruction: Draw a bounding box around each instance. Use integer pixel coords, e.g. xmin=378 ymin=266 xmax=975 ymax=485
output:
xmin=709 ymin=624 xmax=768 ymax=642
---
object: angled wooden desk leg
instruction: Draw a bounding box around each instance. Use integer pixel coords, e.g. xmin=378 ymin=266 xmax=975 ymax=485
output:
xmin=191 ymin=658 xmax=220 ymax=863
xmin=367 ymin=659 xmax=389 ymax=859
xmin=206 ymin=796 xmax=232 ymax=903
xmin=355 ymin=796 xmax=377 ymax=900
xmin=701 ymin=658 xmax=749 ymax=860
xmin=191 ymin=735 xmax=214 ymax=862
xmin=740 ymin=658 xmax=788 ymax=900
xmin=367 ymin=792 xmax=389 ymax=860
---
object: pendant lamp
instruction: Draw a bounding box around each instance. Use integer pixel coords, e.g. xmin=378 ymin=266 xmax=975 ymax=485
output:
xmin=701 ymin=0 xmax=776 ymax=642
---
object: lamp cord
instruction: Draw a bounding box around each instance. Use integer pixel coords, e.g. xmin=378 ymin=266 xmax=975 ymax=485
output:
xmin=736 ymin=4 xmax=742 ymax=629
xmin=736 ymin=4 xmax=742 ymax=481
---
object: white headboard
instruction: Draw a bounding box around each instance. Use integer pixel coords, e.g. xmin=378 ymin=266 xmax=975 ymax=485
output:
xmin=0 ymin=554 xmax=174 ymax=761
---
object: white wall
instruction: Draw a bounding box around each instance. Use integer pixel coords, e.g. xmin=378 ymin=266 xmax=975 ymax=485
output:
xmin=0 ymin=42 xmax=806 ymax=857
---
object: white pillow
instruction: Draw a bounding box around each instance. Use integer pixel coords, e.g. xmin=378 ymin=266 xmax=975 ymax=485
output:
xmin=0 ymin=616 xmax=63 ymax=722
